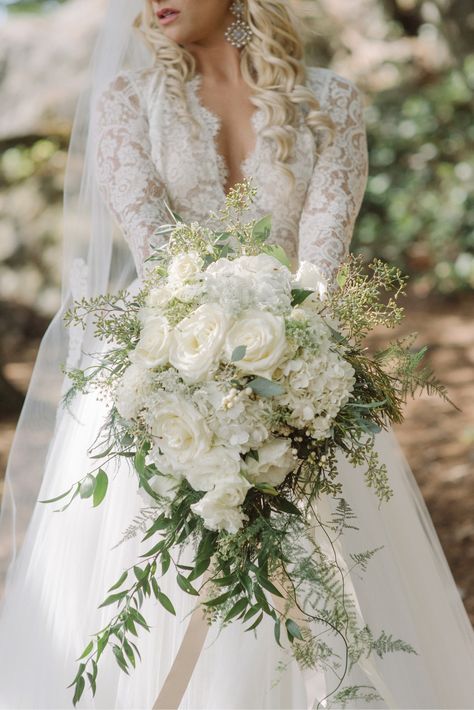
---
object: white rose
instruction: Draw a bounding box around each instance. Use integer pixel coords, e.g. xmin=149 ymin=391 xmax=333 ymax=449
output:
xmin=168 ymin=251 xmax=204 ymax=285
xmin=115 ymin=363 xmax=151 ymax=421
xmin=146 ymin=285 xmax=173 ymax=309
xmin=294 ymin=261 xmax=328 ymax=301
xmin=169 ymin=303 xmax=229 ymax=383
xmin=129 ymin=315 xmax=171 ymax=368
xmin=146 ymin=392 xmax=212 ymax=472
xmin=190 ymin=478 xmax=251 ymax=533
xmin=244 ymin=438 xmax=296 ymax=487
xmin=225 ymin=308 xmax=287 ymax=378
xmin=186 ymin=446 xmax=242 ymax=492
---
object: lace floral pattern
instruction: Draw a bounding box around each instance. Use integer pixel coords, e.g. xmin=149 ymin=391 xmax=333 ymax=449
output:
xmin=95 ymin=65 xmax=368 ymax=282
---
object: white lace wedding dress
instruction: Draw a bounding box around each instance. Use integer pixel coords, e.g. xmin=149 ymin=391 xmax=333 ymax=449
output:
xmin=1 ymin=65 xmax=474 ymax=710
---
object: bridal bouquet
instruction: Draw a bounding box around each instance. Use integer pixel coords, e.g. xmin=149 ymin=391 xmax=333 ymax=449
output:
xmin=49 ymin=180 xmax=446 ymax=707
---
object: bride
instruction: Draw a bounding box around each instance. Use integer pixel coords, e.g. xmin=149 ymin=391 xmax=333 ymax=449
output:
xmin=1 ymin=0 xmax=474 ymax=708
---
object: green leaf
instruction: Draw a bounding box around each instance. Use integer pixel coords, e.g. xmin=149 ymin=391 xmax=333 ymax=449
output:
xmin=262 ymin=243 xmax=291 ymax=268
xmin=68 ymin=662 xmax=86 ymax=687
xmin=244 ymin=611 xmax=264 ymax=632
xmin=187 ymin=557 xmax=211 ymax=581
xmin=231 ymin=344 xmax=247 ymax=362
xmin=112 ymin=644 xmax=129 ymax=674
xmin=98 ymin=591 xmax=127 ymax=608
xmin=86 ymin=671 xmax=97 ymax=697
xmin=130 ymin=608 xmax=150 ymax=630
xmin=39 ymin=484 xmax=73 ymax=505
xmin=256 ymin=574 xmax=284 ymax=598
xmin=274 ymin=618 xmax=283 ymax=647
xmin=252 ymin=214 xmax=272 ymax=242
xmin=123 ymin=638 xmax=136 ymax=668
xmin=134 ymin=565 xmax=146 ymax=581
xmin=157 ymin=590 xmax=176 ymax=615
xmin=291 ymin=288 xmax=314 ymax=306
xmin=243 ymin=603 xmax=261 ymax=622
xmin=96 ymin=633 xmax=109 ymax=661
xmin=285 ymin=618 xmax=304 ymax=642
xmin=142 ymin=514 xmax=170 ymax=541
xmin=161 ymin=549 xmax=171 ymax=576
xmin=254 ymin=482 xmax=279 ymax=496
xmin=76 ymin=640 xmax=93 ymax=661
xmin=202 ymin=589 xmax=234 ymax=607
xmin=349 ymin=399 xmax=387 ymax=409
xmin=176 ymin=573 xmax=200 ymax=596
xmin=195 ymin=530 xmax=218 ymax=563
xmin=93 ymin=469 xmax=108 ymax=507
xmin=72 ymin=675 xmax=85 ymax=707
xmin=336 ymin=266 xmax=348 ymax=289
xmin=247 ymin=376 xmax=285 ymax=397
xmin=272 ymin=496 xmax=301 ymax=516
xmin=253 ymin=584 xmax=272 ymax=615
xmin=107 ymin=570 xmax=128 ymax=593
xmin=224 ymin=597 xmax=248 ymax=622
xmin=246 ymin=449 xmax=259 ymax=462
xmin=79 ymin=475 xmax=96 ymax=499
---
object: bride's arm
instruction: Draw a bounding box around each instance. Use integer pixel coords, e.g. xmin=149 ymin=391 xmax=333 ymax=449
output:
xmin=297 ymin=72 xmax=369 ymax=283
xmin=95 ymin=72 xmax=170 ymax=273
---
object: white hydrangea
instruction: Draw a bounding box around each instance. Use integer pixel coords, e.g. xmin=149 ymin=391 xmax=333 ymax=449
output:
xmin=203 ymin=254 xmax=292 ymax=315
xmin=115 ymin=363 xmax=151 ymax=421
xmin=278 ymin=349 xmax=355 ymax=438
xmin=190 ymin=382 xmax=270 ymax=454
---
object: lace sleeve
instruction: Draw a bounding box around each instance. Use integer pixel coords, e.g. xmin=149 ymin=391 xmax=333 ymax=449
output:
xmin=297 ymin=71 xmax=368 ymax=283
xmin=95 ymin=72 xmax=170 ymax=276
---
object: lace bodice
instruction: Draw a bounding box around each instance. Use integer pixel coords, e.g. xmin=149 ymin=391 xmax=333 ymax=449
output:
xmin=96 ymin=64 xmax=368 ymax=282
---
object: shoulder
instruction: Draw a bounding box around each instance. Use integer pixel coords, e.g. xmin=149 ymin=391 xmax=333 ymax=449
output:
xmin=97 ymin=65 xmax=167 ymax=112
xmin=305 ymin=66 xmax=364 ymax=107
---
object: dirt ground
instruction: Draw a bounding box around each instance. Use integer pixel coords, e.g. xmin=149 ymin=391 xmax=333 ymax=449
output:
xmin=1 ymin=290 xmax=473 ymax=624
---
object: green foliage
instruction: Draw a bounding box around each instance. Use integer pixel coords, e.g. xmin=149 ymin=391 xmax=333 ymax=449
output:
xmin=55 ymin=180 xmax=437 ymax=706
xmin=355 ymin=57 xmax=474 ymax=293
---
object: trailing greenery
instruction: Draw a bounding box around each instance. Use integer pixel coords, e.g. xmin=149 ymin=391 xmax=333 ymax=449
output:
xmin=41 ymin=180 xmax=448 ymax=707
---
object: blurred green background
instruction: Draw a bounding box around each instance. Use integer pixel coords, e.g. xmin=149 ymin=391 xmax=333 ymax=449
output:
xmin=0 ymin=0 xmax=473 ymax=620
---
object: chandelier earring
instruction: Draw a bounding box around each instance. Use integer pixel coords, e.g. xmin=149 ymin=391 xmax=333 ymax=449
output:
xmin=224 ymin=0 xmax=253 ymax=49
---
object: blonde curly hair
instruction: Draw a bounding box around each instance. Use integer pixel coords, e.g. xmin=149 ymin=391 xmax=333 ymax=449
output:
xmin=135 ymin=0 xmax=333 ymax=187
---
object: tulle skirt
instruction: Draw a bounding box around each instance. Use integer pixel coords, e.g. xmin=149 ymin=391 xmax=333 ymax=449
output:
xmin=1 ymin=371 xmax=474 ymax=709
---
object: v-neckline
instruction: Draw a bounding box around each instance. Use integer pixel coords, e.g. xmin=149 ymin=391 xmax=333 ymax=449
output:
xmin=187 ymin=73 xmax=262 ymax=199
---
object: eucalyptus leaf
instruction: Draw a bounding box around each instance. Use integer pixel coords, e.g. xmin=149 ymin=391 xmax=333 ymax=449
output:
xmin=72 ymin=675 xmax=85 ymax=707
xmin=285 ymin=618 xmax=304 ymax=642
xmin=39 ymin=484 xmax=73 ymax=505
xmin=291 ymin=288 xmax=314 ymax=306
xmin=247 ymin=377 xmax=285 ymax=397
xmin=79 ymin=474 xmax=96 ymax=500
xmin=76 ymin=640 xmax=93 ymax=661
xmin=93 ymin=469 xmax=108 ymax=507
xmin=244 ymin=611 xmax=264 ymax=632
xmin=107 ymin=570 xmax=128 ymax=593
xmin=261 ymin=243 xmax=291 ymax=268
xmin=157 ymin=590 xmax=176 ymax=615
xmin=231 ymin=344 xmax=247 ymax=362
xmin=98 ymin=591 xmax=127 ymax=608
xmin=252 ymin=214 xmax=272 ymax=242
xmin=176 ymin=573 xmax=200 ymax=596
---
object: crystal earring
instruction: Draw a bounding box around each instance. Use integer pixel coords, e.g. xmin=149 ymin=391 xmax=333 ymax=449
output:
xmin=224 ymin=0 xmax=253 ymax=49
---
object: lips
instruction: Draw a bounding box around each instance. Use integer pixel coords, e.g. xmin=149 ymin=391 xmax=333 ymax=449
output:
xmin=157 ymin=7 xmax=180 ymax=19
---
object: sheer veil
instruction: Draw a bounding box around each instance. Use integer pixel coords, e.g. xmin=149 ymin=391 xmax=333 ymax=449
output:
xmin=1 ymin=2 xmax=474 ymax=708
xmin=0 ymin=0 xmax=149 ymax=597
